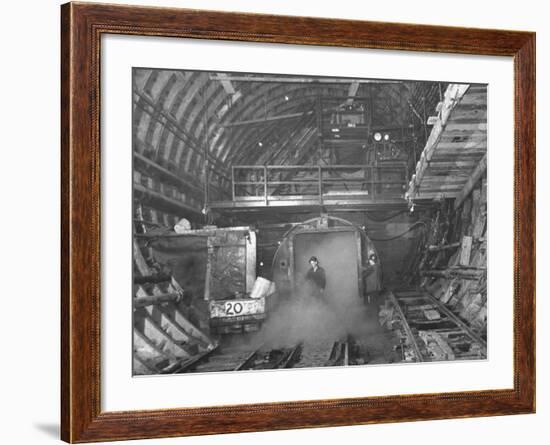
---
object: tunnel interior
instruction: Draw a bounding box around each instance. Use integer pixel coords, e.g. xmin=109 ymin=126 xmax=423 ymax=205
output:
xmin=293 ymin=231 xmax=360 ymax=304
xmin=131 ymin=69 xmax=487 ymax=375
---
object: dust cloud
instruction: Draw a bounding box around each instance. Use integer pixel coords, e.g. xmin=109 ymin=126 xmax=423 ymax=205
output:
xmin=253 ymin=230 xmax=382 ymax=348
xmin=255 ymin=285 xmax=378 ymax=349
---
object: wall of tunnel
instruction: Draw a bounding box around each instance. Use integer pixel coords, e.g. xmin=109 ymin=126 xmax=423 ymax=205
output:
xmin=410 ymin=176 xmax=487 ymax=339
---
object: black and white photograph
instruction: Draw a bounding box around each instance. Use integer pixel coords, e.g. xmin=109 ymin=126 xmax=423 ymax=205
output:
xmin=1 ymin=0 xmax=545 ymax=442
xmin=132 ymin=69 xmax=488 ymax=375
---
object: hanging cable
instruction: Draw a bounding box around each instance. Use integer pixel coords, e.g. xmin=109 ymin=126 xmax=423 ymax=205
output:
xmin=364 ymin=209 xmax=409 ymax=222
xmin=367 ymin=221 xmax=427 ymax=242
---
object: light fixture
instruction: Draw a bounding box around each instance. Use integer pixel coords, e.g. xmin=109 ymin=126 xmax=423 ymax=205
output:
xmin=331 ymin=128 xmax=340 ymax=133
xmin=258 ymin=141 xmax=263 ymax=147
xmin=384 ymin=133 xmax=390 ymax=141
xmin=373 ymin=132 xmax=382 ymax=142
xmin=284 ymin=95 xmax=289 ymax=101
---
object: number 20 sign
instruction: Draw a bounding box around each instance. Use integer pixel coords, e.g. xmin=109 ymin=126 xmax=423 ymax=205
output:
xmin=209 ymin=298 xmax=266 ymax=319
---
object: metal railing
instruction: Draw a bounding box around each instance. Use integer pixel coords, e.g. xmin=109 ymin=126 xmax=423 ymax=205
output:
xmin=231 ymin=164 xmax=408 ymax=204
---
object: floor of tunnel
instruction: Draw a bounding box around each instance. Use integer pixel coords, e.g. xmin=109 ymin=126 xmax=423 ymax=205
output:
xmin=179 ymin=290 xmax=403 ymax=373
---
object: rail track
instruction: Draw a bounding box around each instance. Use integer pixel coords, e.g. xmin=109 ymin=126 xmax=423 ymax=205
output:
xmin=386 ymin=288 xmax=487 ymax=362
xmin=177 ymin=337 xmax=355 ymax=373
xmin=173 ymin=287 xmax=483 ymax=373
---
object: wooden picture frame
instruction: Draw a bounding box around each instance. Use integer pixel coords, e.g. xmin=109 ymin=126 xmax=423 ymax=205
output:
xmin=61 ymin=2 xmax=535 ymax=442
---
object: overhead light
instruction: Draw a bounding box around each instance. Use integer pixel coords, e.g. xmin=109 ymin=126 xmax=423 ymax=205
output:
xmin=331 ymin=128 xmax=340 ymax=133
xmin=374 ymin=132 xmax=382 ymax=142
xmin=384 ymin=133 xmax=390 ymax=141
xmin=284 ymin=95 xmax=289 ymax=101
xmin=258 ymin=141 xmax=263 ymax=147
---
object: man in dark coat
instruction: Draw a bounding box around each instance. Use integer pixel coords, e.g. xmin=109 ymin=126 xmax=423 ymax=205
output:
xmin=304 ymin=256 xmax=326 ymax=301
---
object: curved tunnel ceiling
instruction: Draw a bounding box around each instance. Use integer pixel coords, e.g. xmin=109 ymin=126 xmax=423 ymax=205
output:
xmin=133 ymin=69 xmax=444 ymax=188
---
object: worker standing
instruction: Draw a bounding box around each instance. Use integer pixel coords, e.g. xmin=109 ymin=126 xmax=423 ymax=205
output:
xmin=304 ymin=256 xmax=327 ymax=302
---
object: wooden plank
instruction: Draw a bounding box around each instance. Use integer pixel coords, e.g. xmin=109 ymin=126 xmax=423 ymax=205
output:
xmin=387 ymin=292 xmax=424 ymax=362
xmin=425 ymin=293 xmax=487 ymax=352
xmin=214 ymin=73 xmax=236 ymax=95
xmin=444 ymin=122 xmax=487 ymax=132
xmin=454 ymin=154 xmax=488 ymax=209
xmin=440 ymin=279 xmax=458 ymax=304
xmin=431 ymin=149 xmax=486 ymax=159
xmin=425 ymin=161 xmax=479 ymax=169
xmin=421 ymin=173 xmax=471 ymax=181
xmin=408 ymin=191 xmax=460 ymax=200
xmin=423 ymin=168 xmax=471 ymax=176
xmin=407 ymin=84 xmax=471 ymax=198
xmin=134 ymin=312 xmax=181 ymax=360
xmin=467 ymin=85 xmax=488 ymax=93
xmin=459 ymin=236 xmax=473 ymax=266
xmin=134 ymin=292 xmax=182 ymax=308
xmin=457 ymin=92 xmax=487 ymax=106
xmin=420 ymin=268 xmax=483 ymax=280
xmin=435 ymin=140 xmax=486 ymax=150
xmin=440 ymin=132 xmax=487 ymax=143
xmin=419 ymin=185 xmax=467 ymax=193
xmin=447 ymin=107 xmax=487 ymax=122
xmin=133 ymin=239 xmax=151 ymax=276
xmin=133 ymin=329 xmax=172 ymax=363
xmin=246 ymin=231 xmax=257 ymax=293
xmin=472 ymin=188 xmax=486 ymax=239
xmin=423 ymin=169 xmax=475 ymax=176
xmin=419 ymin=184 xmax=464 ymax=192
xmin=345 ymin=81 xmax=360 ymax=106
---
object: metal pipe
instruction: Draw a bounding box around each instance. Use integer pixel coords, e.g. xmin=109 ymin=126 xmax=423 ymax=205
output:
xmin=134 ymin=292 xmax=183 ymax=308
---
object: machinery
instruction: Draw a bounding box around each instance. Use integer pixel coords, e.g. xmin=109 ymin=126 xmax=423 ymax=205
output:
xmin=202 ymin=227 xmax=266 ymax=335
xmin=271 ymin=215 xmax=381 ymax=304
xmin=204 ymin=216 xmax=381 ymax=335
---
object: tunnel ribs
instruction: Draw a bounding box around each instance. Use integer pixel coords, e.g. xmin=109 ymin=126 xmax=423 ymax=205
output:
xmin=133 ymin=235 xmax=217 ymax=375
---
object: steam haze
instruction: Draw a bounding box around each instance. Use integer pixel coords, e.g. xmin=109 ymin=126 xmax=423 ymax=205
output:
xmin=259 ymin=229 xmax=377 ymax=348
